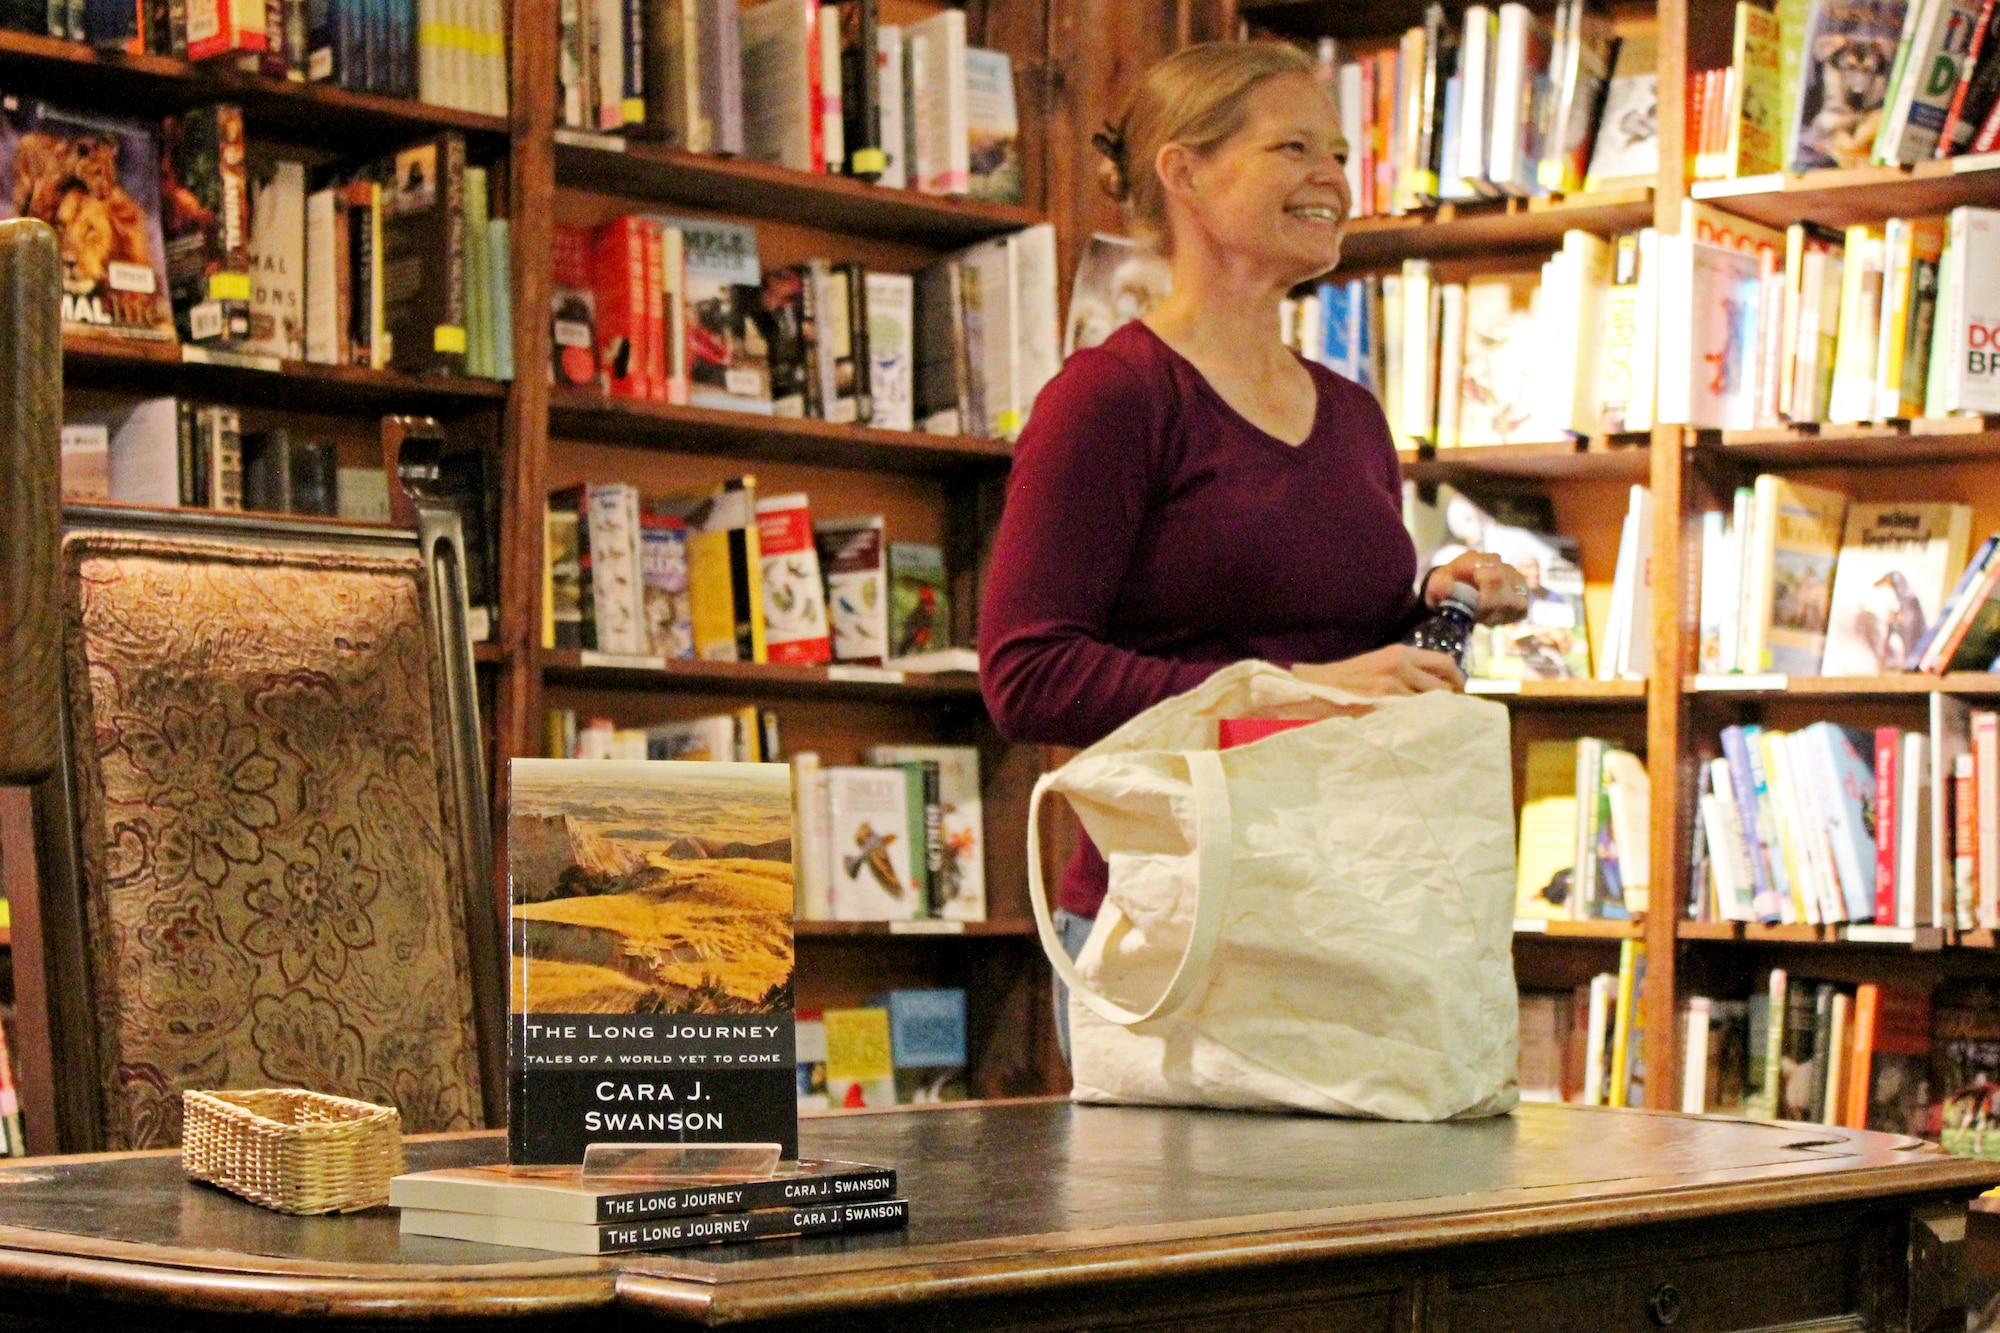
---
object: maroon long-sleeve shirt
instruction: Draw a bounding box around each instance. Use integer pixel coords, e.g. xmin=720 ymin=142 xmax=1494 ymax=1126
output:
xmin=979 ymin=320 xmax=1423 ymax=918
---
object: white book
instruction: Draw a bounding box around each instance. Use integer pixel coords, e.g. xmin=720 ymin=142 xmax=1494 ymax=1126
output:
xmin=1781 ymin=730 xmax=1844 ymax=923
xmin=877 ymin=25 xmax=906 ymax=189
xmin=1654 ymin=232 xmax=1692 ymax=425
xmin=1682 ymin=996 xmax=1712 ymax=1113
xmin=417 ymin=0 xmax=441 ymax=105
xmin=1435 ymin=282 xmax=1466 ymax=448
xmin=1458 ymin=5 xmax=1497 ymax=192
xmin=960 ymin=234 xmax=1020 ymax=438
xmin=864 ymin=744 xmax=984 ymax=920
xmin=103 ymin=397 xmax=181 ymax=507
xmin=1943 ymin=206 xmax=2000 ymax=413
xmin=1706 ymin=758 xmax=1759 ymax=921
xmin=1380 ymin=274 xmax=1404 ymax=438
xmin=1926 ymin=228 xmax=1958 ymax=417
xmin=596 ymin=0 xmax=623 ymax=129
xmin=1789 ymin=243 xmax=1839 ymax=421
xmin=792 ymin=752 xmax=832 ymax=920
xmin=60 ymin=422 xmax=108 ymax=500
xmin=1583 ymin=972 xmax=1613 ymax=1105
xmin=865 ymin=271 xmax=915 ymax=431
xmin=1600 ymin=496 xmax=1637 ymax=681
xmin=1561 ymin=230 xmax=1611 ymax=433
xmin=1934 ymin=692 xmax=1974 ymax=929
xmin=1900 ymin=730 xmax=1931 ymax=927
xmin=818 ymin=3 xmax=844 ymax=170
xmin=304 ymin=187 xmax=338 ymax=365
xmin=1012 ymin=223 xmax=1061 ymax=431
xmin=1729 ymin=485 xmax=1755 ymax=675
xmin=1827 ymin=232 xmax=1886 ymax=422
xmin=1399 ymin=259 xmax=1437 ymax=444
xmin=1873 ymin=218 xmax=1912 ymax=421
xmin=1338 ymin=62 xmax=1366 ymax=208
xmin=1488 ymin=3 xmax=1548 ymax=196
xmin=1821 ymin=992 xmax=1850 ymax=1126
xmin=1616 ymin=485 xmax=1653 ymax=678
xmin=908 ymin=9 xmax=968 ymax=194
xmin=1699 ymin=510 xmax=1730 ymax=674
xmin=740 ymin=0 xmax=816 ymax=171
xmin=244 ymin=159 xmax=305 ymax=362
xmin=585 ymin=482 xmax=647 ymax=655
xmin=826 ymin=766 xmax=922 ymax=920
xmin=815 ymin=515 xmax=888 ymax=662
xmin=1687 ymin=241 xmax=1763 ymax=429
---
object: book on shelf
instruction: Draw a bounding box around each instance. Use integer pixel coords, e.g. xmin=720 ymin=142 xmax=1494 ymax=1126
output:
xmin=823 ymin=764 xmax=924 ymax=921
xmin=815 ymin=514 xmax=888 ymax=663
xmin=887 ymin=541 xmax=949 ymax=660
xmin=240 ymin=429 xmax=338 ymax=516
xmin=1512 ymin=737 xmax=1649 ymax=922
xmin=863 ymin=745 xmax=984 ymax=921
xmin=162 ymin=104 xmax=254 ymax=352
xmin=754 ymin=492 xmax=832 ymax=666
xmin=822 ymin=1005 xmax=895 ymax=1106
xmin=870 ymin=988 xmax=968 ymax=1103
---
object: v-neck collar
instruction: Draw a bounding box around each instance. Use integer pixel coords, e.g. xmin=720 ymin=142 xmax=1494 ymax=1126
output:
xmin=1132 ymin=320 xmax=1324 ymax=456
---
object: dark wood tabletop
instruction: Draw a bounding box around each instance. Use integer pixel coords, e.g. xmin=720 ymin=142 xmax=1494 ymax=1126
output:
xmin=0 ymin=1097 xmax=1989 ymax=1327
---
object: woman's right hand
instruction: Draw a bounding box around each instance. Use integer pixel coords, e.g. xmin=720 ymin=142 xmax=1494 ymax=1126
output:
xmin=1293 ymin=645 xmax=1465 ymax=696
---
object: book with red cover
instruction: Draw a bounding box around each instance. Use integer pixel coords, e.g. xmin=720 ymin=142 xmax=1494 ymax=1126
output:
xmin=1875 ymin=727 xmax=1899 ymax=925
xmin=593 ymin=215 xmax=649 ymax=399
xmin=1217 ymin=718 xmax=1314 ymax=749
xmin=641 ymin=218 xmax=668 ymax=403
xmin=550 ymin=223 xmax=599 ymax=389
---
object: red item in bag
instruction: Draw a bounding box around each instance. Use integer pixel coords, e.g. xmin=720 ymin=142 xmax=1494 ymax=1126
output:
xmin=1217 ymin=718 xmax=1314 ymax=749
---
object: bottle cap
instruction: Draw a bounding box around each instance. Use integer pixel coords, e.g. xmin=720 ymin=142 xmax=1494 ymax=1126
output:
xmin=1444 ymin=581 xmax=1480 ymax=614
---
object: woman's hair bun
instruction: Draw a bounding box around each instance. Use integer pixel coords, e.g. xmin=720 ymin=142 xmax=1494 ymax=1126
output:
xmin=1091 ymin=122 xmax=1129 ymax=202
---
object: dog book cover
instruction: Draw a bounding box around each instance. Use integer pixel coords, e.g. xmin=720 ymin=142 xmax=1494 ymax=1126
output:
xmin=506 ymin=759 xmax=798 ymax=1164
xmin=1786 ymin=0 xmax=1910 ymax=171
xmin=0 ymin=97 xmax=177 ymax=342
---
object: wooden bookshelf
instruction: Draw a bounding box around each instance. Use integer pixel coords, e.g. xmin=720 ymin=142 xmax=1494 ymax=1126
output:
xmin=552 ymin=134 xmax=1044 ymax=245
xmin=538 ymin=651 xmax=984 ymax=703
xmin=1685 ymin=674 xmax=2000 ymax=697
xmin=1703 ymin=418 xmax=2000 ymax=470
xmin=1339 ymin=189 xmax=1657 ymax=267
xmin=0 ymin=28 xmax=509 ymax=148
xmin=1467 ymin=679 xmax=1648 ymax=705
xmin=1398 ymin=438 xmax=1651 ymax=484
xmin=1690 ymin=154 xmax=2000 ymax=232
xmin=546 ymin=388 xmax=1014 ymax=475
xmin=62 ymin=335 xmax=509 ymax=416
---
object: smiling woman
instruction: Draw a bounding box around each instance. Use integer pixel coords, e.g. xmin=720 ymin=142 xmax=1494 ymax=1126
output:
xmin=977 ymin=41 xmax=1534 ymax=1059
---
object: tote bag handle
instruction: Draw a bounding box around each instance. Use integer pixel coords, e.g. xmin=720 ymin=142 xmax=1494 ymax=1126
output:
xmin=1027 ymin=749 xmax=1233 ymax=1027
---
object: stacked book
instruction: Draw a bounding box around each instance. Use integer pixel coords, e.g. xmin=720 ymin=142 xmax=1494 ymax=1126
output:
xmin=392 ymin=1158 xmax=909 ymax=1255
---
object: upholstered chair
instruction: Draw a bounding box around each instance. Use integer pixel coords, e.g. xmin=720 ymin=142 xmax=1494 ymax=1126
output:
xmin=24 ymin=427 xmax=504 ymax=1152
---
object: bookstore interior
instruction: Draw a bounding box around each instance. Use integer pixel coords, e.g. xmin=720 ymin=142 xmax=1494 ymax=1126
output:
xmin=7 ymin=0 xmax=2000 ymax=1321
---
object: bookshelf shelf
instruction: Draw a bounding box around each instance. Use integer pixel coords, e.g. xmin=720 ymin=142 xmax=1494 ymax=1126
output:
xmin=1468 ymin=679 xmax=1648 ymax=704
xmin=0 ymin=29 xmax=510 ymax=148
xmin=1399 ymin=437 xmax=1651 ymax=484
xmin=472 ymin=642 xmax=505 ymax=665
xmin=62 ymin=336 xmax=509 ymax=416
xmin=1703 ymin=419 xmax=2000 ymax=470
xmin=1684 ymin=674 xmax=2000 ymax=697
xmin=1338 ymin=189 xmax=1656 ymax=267
xmin=1513 ymin=919 xmax=1642 ymax=939
xmin=552 ymin=136 xmax=1046 ymax=246
xmin=795 ymin=920 xmax=1036 ymax=938
xmin=546 ymin=388 xmax=1013 ymax=475
xmin=538 ymin=651 xmax=984 ymax=703
xmin=1690 ymin=155 xmax=2000 ymax=231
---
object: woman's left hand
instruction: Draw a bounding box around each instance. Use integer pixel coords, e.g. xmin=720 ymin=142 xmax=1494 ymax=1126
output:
xmin=1424 ymin=552 xmax=1530 ymax=626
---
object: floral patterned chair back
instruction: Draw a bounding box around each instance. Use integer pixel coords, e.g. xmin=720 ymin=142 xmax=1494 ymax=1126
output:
xmin=42 ymin=511 xmax=503 ymax=1151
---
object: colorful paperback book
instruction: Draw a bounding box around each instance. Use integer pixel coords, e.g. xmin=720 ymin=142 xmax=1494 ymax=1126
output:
xmin=754 ymin=492 xmax=832 ymax=665
xmin=825 ymin=765 xmax=920 ymax=920
xmin=1515 ymin=739 xmax=1579 ymax=920
xmin=161 ymin=104 xmax=253 ymax=348
xmin=887 ymin=541 xmax=949 ymax=658
xmin=814 ymin=515 xmax=887 ymax=662
xmin=243 ymin=158 xmax=305 ymax=360
xmin=639 ymin=511 xmax=694 ymax=660
xmin=1820 ymin=502 xmax=1974 ymax=675
xmin=865 ymin=270 xmax=915 ymax=431
xmin=507 ymin=759 xmax=798 ymax=1163
xmin=0 ymin=98 xmax=177 ymax=342
xmin=964 ymin=46 xmax=1019 ymax=203
xmin=1746 ymin=476 xmax=1848 ymax=674
xmin=389 ymin=1158 xmax=895 ymax=1222
xmin=1787 ymin=0 xmax=1909 ymax=170
xmin=1936 ymin=980 xmax=2000 ymax=1156
xmin=1456 ymin=272 xmax=1541 ymax=445
xmin=399 ymin=1197 xmax=909 ymax=1255
xmin=660 ymin=215 xmax=771 ymax=414
xmin=865 ymin=744 xmax=984 ymax=921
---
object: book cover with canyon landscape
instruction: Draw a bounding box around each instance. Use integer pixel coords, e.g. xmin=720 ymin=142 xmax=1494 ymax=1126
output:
xmin=507 ymin=759 xmax=798 ymax=1164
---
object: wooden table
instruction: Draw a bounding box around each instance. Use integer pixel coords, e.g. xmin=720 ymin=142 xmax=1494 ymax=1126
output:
xmin=0 ymin=1098 xmax=1989 ymax=1331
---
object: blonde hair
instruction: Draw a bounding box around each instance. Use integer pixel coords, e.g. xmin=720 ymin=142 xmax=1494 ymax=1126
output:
xmin=1094 ymin=41 xmax=1323 ymax=255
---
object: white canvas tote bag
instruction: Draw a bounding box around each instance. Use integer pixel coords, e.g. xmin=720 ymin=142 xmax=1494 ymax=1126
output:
xmin=1029 ymin=660 xmax=1520 ymax=1120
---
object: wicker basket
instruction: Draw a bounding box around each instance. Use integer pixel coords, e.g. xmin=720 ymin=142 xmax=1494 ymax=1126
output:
xmin=182 ymin=1089 xmax=402 ymax=1215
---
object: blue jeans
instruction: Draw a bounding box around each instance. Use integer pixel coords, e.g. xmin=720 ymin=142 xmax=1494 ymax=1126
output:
xmin=1052 ymin=908 xmax=1093 ymax=1065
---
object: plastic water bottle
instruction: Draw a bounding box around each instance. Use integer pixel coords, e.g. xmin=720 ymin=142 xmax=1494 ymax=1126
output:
xmin=1404 ymin=581 xmax=1478 ymax=674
